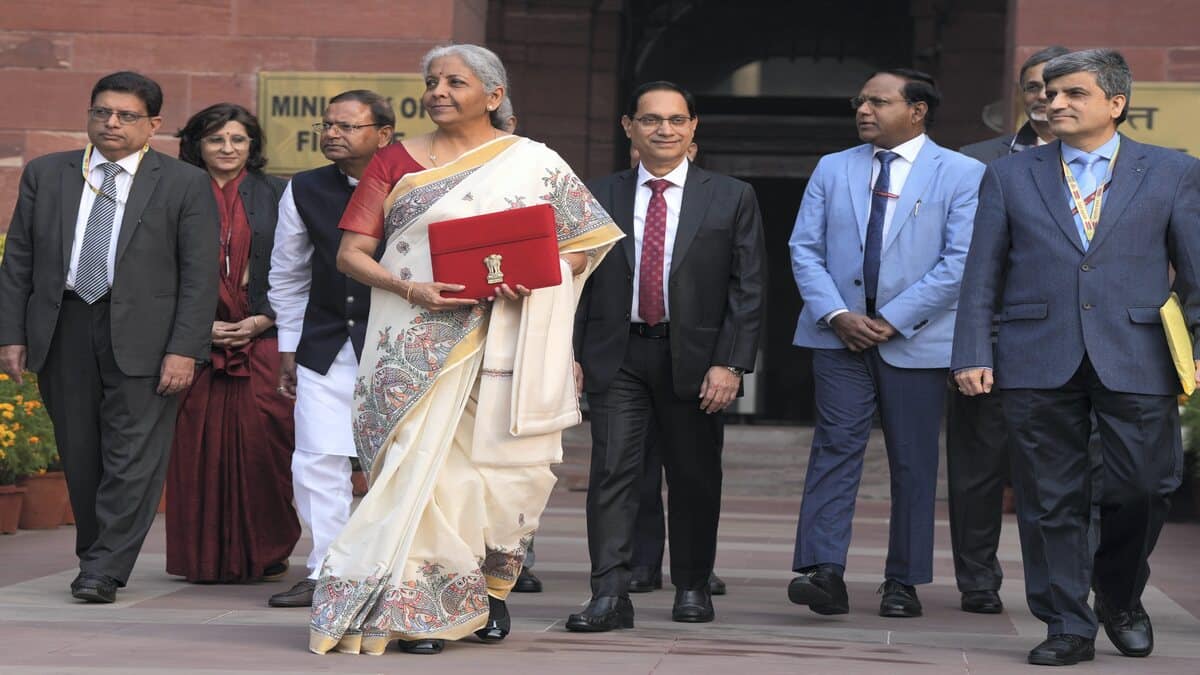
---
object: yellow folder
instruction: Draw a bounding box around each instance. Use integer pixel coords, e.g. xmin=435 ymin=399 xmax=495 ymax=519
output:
xmin=1159 ymin=292 xmax=1196 ymax=395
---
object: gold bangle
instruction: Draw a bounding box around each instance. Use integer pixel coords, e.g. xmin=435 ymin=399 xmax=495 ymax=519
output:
xmin=406 ymin=282 xmax=414 ymax=303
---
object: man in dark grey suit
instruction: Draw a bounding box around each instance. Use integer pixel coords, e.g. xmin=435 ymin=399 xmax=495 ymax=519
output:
xmin=0 ymin=72 xmax=218 ymax=603
xmin=948 ymin=45 xmax=1068 ymax=617
xmin=567 ymin=81 xmax=765 ymax=631
xmin=953 ymin=49 xmax=1200 ymax=666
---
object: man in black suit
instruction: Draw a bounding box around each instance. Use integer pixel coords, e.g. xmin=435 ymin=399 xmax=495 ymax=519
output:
xmin=0 ymin=72 xmax=218 ymax=603
xmin=567 ymin=81 xmax=765 ymax=631
xmin=953 ymin=49 xmax=1200 ymax=666
xmin=948 ymin=45 xmax=1068 ymax=616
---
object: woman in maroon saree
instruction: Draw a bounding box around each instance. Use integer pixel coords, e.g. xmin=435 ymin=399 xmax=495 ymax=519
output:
xmin=165 ymin=103 xmax=300 ymax=583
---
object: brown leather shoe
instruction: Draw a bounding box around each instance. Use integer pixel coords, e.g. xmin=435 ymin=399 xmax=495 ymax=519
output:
xmin=268 ymin=578 xmax=315 ymax=607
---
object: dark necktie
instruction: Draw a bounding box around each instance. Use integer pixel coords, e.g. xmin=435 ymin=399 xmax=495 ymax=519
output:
xmin=76 ymin=163 xmax=123 ymax=303
xmin=863 ymin=150 xmax=899 ymax=307
xmin=638 ymin=178 xmax=672 ymax=326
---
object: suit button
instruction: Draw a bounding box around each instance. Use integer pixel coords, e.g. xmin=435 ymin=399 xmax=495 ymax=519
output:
xmin=1083 ymin=303 xmax=1093 ymax=310
xmin=346 ymin=296 xmax=354 ymax=303
xmin=625 ymin=313 xmax=631 ymax=320
xmin=1081 ymin=264 xmax=1091 ymax=271
xmin=853 ymin=279 xmax=862 ymax=286
xmin=347 ymin=319 xmax=356 ymax=327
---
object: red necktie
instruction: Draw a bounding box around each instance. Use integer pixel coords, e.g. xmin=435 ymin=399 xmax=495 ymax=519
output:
xmin=639 ymin=178 xmax=672 ymax=326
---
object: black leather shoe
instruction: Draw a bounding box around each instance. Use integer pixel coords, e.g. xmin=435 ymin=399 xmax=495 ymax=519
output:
xmin=787 ymin=564 xmax=848 ymax=615
xmin=709 ymin=573 xmax=727 ymax=596
xmin=474 ymin=596 xmax=511 ymax=642
xmin=672 ymin=587 xmax=714 ymax=623
xmin=878 ymin=579 xmax=922 ymax=618
xmin=268 ymin=579 xmax=316 ymax=607
xmin=629 ymin=567 xmax=662 ymax=593
xmin=1096 ymin=597 xmax=1154 ymax=657
xmin=565 ymin=596 xmax=635 ymax=632
xmin=961 ymin=589 xmax=1003 ymax=614
xmin=398 ymin=639 xmax=445 ymax=654
xmin=1028 ymin=634 xmax=1095 ymax=666
xmin=71 ymin=573 xmax=117 ymax=603
xmin=512 ymin=567 xmax=542 ymax=593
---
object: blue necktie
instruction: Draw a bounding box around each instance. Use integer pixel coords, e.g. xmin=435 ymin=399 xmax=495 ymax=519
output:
xmin=863 ymin=151 xmax=898 ymax=308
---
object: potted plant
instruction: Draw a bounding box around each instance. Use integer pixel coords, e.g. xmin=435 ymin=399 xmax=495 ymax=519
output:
xmin=0 ymin=372 xmax=63 ymax=529
xmin=1180 ymin=395 xmax=1200 ymax=518
xmin=0 ymin=417 xmax=37 ymax=534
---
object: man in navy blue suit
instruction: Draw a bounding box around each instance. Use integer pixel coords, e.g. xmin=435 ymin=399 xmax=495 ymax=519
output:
xmin=953 ymin=49 xmax=1200 ymax=667
xmin=788 ymin=70 xmax=983 ymax=619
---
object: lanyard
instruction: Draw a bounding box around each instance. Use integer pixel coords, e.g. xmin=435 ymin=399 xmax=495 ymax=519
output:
xmin=1061 ymin=142 xmax=1120 ymax=242
xmin=81 ymin=143 xmax=147 ymax=204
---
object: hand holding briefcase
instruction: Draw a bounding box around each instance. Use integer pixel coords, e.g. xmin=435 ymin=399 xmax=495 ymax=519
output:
xmin=429 ymin=203 xmax=562 ymax=299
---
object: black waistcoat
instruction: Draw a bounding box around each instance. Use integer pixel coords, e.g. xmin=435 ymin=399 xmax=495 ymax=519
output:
xmin=290 ymin=164 xmax=373 ymax=375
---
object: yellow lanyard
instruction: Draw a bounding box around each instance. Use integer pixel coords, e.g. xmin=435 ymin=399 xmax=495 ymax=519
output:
xmin=1061 ymin=143 xmax=1120 ymax=242
xmin=81 ymin=143 xmax=148 ymax=204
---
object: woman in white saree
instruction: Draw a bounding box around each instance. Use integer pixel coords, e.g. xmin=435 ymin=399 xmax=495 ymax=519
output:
xmin=308 ymin=44 xmax=623 ymax=656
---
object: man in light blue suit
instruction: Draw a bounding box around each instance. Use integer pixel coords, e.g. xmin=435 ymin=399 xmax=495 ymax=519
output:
xmin=787 ymin=69 xmax=983 ymax=618
xmin=953 ymin=49 xmax=1200 ymax=667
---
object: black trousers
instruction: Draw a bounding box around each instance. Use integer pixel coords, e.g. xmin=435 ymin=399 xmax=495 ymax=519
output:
xmin=37 ymin=296 xmax=181 ymax=585
xmin=585 ymin=333 xmax=723 ymax=595
xmin=630 ymin=426 xmax=666 ymax=574
xmin=1002 ymin=356 xmax=1180 ymax=639
xmin=945 ymin=388 xmax=1009 ymax=593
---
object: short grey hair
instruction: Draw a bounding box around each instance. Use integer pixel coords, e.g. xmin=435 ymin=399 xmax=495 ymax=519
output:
xmin=421 ymin=43 xmax=508 ymax=98
xmin=1019 ymin=45 xmax=1070 ymax=84
xmin=1043 ymin=48 xmax=1132 ymax=124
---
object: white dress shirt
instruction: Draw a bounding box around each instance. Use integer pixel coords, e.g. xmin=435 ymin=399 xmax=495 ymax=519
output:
xmin=66 ymin=148 xmax=144 ymax=289
xmin=869 ymin=132 xmax=926 ymax=241
xmin=631 ymin=158 xmax=689 ymax=323
xmin=824 ymin=133 xmax=928 ymax=324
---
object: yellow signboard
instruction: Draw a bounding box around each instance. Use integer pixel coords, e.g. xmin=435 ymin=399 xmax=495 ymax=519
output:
xmin=1120 ymin=82 xmax=1200 ymax=156
xmin=257 ymin=71 xmax=435 ymax=175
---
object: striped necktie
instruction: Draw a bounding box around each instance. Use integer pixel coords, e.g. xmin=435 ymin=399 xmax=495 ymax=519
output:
xmin=75 ymin=163 xmax=123 ymax=303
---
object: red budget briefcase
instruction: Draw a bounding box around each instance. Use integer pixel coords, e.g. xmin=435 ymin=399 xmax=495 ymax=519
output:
xmin=429 ymin=203 xmax=562 ymax=299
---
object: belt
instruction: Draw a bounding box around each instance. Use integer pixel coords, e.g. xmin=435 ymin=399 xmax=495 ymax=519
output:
xmin=63 ymin=290 xmax=109 ymax=303
xmin=630 ymin=323 xmax=669 ymax=339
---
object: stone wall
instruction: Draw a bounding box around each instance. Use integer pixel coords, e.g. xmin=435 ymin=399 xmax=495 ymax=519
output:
xmin=0 ymin=0 xmax=486 ymax=227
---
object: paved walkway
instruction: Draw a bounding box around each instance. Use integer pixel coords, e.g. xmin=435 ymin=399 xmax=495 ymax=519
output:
xmin=2 ymin=424 xmax=1200 ymax=673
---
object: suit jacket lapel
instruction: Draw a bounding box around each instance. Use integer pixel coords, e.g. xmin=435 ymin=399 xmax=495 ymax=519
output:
xmin=670 ymin=165 xmax=713 ymax=277
xmin=1084 ymin=137 xmax=1147 ymax=256
xmin=881 ymin=140 xmax=940 ymax=253
xmin=115 ymin=149 xmax=162 ymax=268
xmin=847 ymin=145 xmax=872 ymax=244
xmin=1032 ymin=141 xmax=1087 ymax=255
xmin=614 ymin=169 xmax=637 ymax=270
xmin=59 ymin=152 xmax=86 ymax=272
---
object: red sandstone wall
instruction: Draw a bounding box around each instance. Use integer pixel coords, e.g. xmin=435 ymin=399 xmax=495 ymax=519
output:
xmin=0 ymin=0 xmax=487 ymax=229
xmin=1010 ymin=0 xmax=1200 ymax=105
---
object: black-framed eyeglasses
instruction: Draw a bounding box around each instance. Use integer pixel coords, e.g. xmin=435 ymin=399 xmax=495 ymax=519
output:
xmin=631 ymin=114 xmax=694 ymax=129
xmin=313 ymin=122 xmax=384 ymax=134
xmin=849 ymin=96 xmax=912 ymax=110
xmin=88 ymin=107 xmax=152 ymax=125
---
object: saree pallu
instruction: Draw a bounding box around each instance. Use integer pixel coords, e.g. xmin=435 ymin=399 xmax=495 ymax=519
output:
xmin=310 ymin=136 xmax=623 ymax=654
xmin=166 ymin=172 xmax=301 ymax=582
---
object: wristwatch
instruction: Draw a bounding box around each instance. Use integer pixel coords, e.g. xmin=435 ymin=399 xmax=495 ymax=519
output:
xmin=724 ymin=366 xmax=745 ymax=377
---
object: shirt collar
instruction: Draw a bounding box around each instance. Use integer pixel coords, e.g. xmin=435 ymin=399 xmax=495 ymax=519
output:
xmin=874 ymin=133 xmax=926 ymax=164
xmin=1061 ymin=132 xmax=1121 ymax=164
xmin=637 ymin=158 xmax=689 ymax=189
xmin=93 ymin=146 xmax=145 ymax=177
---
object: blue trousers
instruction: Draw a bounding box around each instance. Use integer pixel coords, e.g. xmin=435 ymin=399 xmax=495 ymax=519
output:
xmin=792 ymin=347 xmax=946 ymax=585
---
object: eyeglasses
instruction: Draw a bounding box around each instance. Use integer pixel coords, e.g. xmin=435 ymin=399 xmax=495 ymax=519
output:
xmin=312 ymin=122 xmax=383 ymax=134
xmin=1022 ymin=82 xmax=1047 ymax=94
xmin=849 ymin=96 xmax=911 ymax=110
xmin=631 ymin=115 xmax=694 ymax=130
xmin=88 ymin=107 xmax=152 ymax=125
